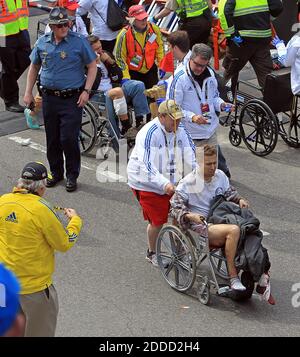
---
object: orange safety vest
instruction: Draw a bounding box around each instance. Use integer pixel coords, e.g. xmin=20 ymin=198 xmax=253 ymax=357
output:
xmin=125 ymin=24 xmax=159 ymax=72
xmin=0 ymin=0 xmax=29 ymax=36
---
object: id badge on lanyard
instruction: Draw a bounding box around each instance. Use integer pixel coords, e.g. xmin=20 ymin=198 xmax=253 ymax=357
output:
xmin=130 ymin=54 xmax=142 ymax=68
xmin=201 ymin=103 xmax=211 ymax=124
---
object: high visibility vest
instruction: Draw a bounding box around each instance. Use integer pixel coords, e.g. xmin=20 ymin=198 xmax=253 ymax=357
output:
xmin=0 ymin=0 xmax=29 ymax=37
xmin=177 ymin=0 xmax=209 ymax=18
xmin=219 ymin=0 xmax=272 ymax=39
xmin=125 ymin=24 xmax=159 ymax=72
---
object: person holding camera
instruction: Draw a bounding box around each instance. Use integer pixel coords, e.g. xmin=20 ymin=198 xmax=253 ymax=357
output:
xmin=0 ymin=162 xmax=82 ymax=336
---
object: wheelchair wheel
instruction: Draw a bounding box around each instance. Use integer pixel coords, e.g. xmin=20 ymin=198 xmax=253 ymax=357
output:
xmin=210 ymin=248 xmax=229 ymax=280
xmin=80 ymin=102 xmax=97 ymax=154
xmin=239 ymin=99 xmax=278 ymax=156
xmin=278 ymin=112 xmax=300 ymax=148
xmin=229 ymin=128 xmax=241 ymax=147
xmin=156 ymin=225 xmax=196 ymax=293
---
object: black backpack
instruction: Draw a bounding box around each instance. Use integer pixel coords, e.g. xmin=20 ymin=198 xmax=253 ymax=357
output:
xmin=106 ymin=0 xmax=128 ymax=31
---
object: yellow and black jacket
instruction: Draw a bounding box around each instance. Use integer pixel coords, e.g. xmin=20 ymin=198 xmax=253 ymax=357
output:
xmin=219 ymin=0 xmax=283 ymax=42
xmin=0 ymin=188 xmax=82 ymax=294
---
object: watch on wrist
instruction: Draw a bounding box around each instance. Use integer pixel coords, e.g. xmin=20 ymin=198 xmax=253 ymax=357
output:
xmin=83 ymin=88 xmax=91 ymax=94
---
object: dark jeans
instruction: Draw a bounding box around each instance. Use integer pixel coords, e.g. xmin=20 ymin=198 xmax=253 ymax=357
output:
xmin=223 ymin=40 xmax=273 ymax=94
xmin=0 ymin=30 xmax=31 ymax=104
xmin=42 ymin=93 xmax=82 ymax=180
xmin=129 ymin=64 xmax=158 ymax=90
xmin=180 ymin=14 xmax=212 ymax=48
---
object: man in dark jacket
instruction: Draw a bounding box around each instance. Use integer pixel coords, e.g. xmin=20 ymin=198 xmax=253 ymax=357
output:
xmin=219 ymin=0 xmax=284 ymax=93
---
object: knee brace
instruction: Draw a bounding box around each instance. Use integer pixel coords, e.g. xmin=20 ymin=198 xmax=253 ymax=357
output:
xmin=113 ymin=97 xmax=127 ymax=116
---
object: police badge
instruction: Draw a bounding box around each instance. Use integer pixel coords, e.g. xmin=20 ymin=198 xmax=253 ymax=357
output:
xmin=60 ymin=51 xmax=67 ymax=59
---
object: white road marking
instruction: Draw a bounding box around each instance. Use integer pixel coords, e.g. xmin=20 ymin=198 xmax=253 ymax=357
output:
xmin=261 ymin=230 xmax=270 ymax=236
xmin=8 ymin=136 xmax=127 ymax=181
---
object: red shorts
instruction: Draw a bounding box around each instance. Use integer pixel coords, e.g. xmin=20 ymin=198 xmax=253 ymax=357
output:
xmin=132 ymin=189 xmax=170 ymax=226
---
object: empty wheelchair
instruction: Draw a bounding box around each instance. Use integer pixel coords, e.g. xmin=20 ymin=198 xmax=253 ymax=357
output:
xmin=156 ymin=222 xmax=255 ymax=305
xmin=221 ymin=67 xmax=300 ymax=156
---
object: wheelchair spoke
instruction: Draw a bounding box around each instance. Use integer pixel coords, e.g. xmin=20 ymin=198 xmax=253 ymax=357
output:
xmin=239 ymin=99 xmax=278 ymax=156
xmin=80 ymin=129 xmax=93 ymax=138
xmin=156 ymin=226 xmax=196 ymax=292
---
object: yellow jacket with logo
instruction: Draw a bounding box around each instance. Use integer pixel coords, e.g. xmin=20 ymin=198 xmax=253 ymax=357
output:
xmin=0 ymin=188 xmax=82 ymax=294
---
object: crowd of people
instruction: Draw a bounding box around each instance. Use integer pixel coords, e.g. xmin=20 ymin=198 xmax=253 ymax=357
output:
xmin=0 ymin=0 xmax=299 ymax=336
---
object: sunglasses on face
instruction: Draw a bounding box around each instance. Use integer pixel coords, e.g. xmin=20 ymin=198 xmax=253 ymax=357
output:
xmin=191 ymin=59 xmax=208 ymax=69
xmin=55 ymin=23 xmax=69 ymax=29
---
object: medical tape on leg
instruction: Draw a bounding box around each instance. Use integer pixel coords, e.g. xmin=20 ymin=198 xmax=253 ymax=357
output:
xmin=113 ymin=97 xmax=128 ymax=116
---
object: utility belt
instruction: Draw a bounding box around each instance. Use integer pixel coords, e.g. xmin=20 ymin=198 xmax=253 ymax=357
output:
xmin=39 ymin=86 xmax=83 ymax=98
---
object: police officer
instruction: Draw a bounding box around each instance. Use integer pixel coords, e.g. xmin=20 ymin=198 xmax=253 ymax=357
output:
xmin=23 ymin=7 xmax=97 ymax=192
xmin=0 ymin=0 xmax=31 ymax=112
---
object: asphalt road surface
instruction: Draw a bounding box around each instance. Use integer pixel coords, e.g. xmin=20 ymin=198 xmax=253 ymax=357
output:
xmin=0 ymin=11 xmax=299 ymax=337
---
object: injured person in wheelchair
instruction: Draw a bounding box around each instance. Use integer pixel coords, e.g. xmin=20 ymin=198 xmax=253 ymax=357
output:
xmin=170 ymin=144 xmax=275 ymax=303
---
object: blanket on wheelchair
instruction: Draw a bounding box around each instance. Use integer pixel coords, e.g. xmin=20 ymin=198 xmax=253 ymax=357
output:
xmin=208 ymin=196 xmax=270 ymax=282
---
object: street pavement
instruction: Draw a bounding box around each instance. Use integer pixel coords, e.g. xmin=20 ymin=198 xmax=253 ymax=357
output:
xmin=0 ymin=12 xmax=299 ymax=337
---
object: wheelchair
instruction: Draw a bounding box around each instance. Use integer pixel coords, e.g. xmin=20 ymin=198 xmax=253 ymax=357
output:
xmin=79 ymin=92 xmax=136 ymax=157
xmin=221 ymin=67 xmax=300 ymax=156
xmin=156 ymin=222 xmax=255 ymax=305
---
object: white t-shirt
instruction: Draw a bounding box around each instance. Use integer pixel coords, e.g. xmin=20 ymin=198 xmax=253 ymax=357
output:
xmin=77 ymin=0 xmax=119 ymax=41
xmin=176 ymin=169 xmax=230 ymax=218
xmin=97 ymin=62 xmax=112 ymax=92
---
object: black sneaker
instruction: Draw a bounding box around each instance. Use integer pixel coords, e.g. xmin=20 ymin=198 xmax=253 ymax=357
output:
xmin=46 ymin=176 xmax=64 ymax=188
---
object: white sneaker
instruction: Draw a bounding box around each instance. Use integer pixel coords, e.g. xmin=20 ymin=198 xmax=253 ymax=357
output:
xmin=146 ymin=250 xmax=158 ymax=267
xmin=230 ymin=277 xmax=246 ymax=291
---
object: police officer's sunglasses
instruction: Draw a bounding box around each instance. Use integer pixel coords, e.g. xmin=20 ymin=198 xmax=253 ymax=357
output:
xmin=55 ymin=22 xmax=69 ymax=28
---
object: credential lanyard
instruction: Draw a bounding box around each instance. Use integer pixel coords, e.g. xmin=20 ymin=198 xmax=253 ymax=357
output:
xmin=186 ymin=65 xmax=208 ymax=103
xmin=161 ymin=129 xmax=177 ymax=179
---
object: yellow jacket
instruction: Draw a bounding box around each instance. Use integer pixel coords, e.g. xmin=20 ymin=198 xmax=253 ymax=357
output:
xmin=114 ymin=23 xmax=164 ymax=79
xmin=0 ymin=188 xmax=82 ymax=294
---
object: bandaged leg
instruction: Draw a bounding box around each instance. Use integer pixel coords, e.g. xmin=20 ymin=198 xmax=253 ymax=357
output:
xmin=113 ymin=96 xmax=128 ymax=118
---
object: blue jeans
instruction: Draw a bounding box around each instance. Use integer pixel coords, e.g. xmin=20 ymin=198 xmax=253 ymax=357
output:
xmin=122 ymin=79 xmax=150 ymax=117
xmin=92 ymin=81 xmax=150 ymax=134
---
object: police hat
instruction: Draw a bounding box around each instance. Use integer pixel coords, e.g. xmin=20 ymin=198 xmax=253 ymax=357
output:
xmin=21 ymin=162 xmax=48 ymax=181
xmin=48 ymin=7 xmax=72 ymax=25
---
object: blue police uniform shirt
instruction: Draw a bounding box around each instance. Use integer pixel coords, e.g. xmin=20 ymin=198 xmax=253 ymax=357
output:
xmin=30 ymin=31 xmax=96 ymax=90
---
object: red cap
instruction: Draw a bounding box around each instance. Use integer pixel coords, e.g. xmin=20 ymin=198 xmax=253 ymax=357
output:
xmin=128 ymin=5 xmax=148 ymax=21
xmin=64 ymin=0 xmax=79 ymax=10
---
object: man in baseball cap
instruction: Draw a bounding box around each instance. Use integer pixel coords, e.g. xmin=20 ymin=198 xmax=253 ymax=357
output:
xmin=63 ymin=0 xmax=79 ymax=11
xmin=128 ymin=4 xmax=148 ymax=21
xmin=0 ymin=264 xmax=25 ymax=337
xmin=21 ymin=162 xmax=48 ymax=181
xmin=158 ymin=99 xmax=184 ymax=120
